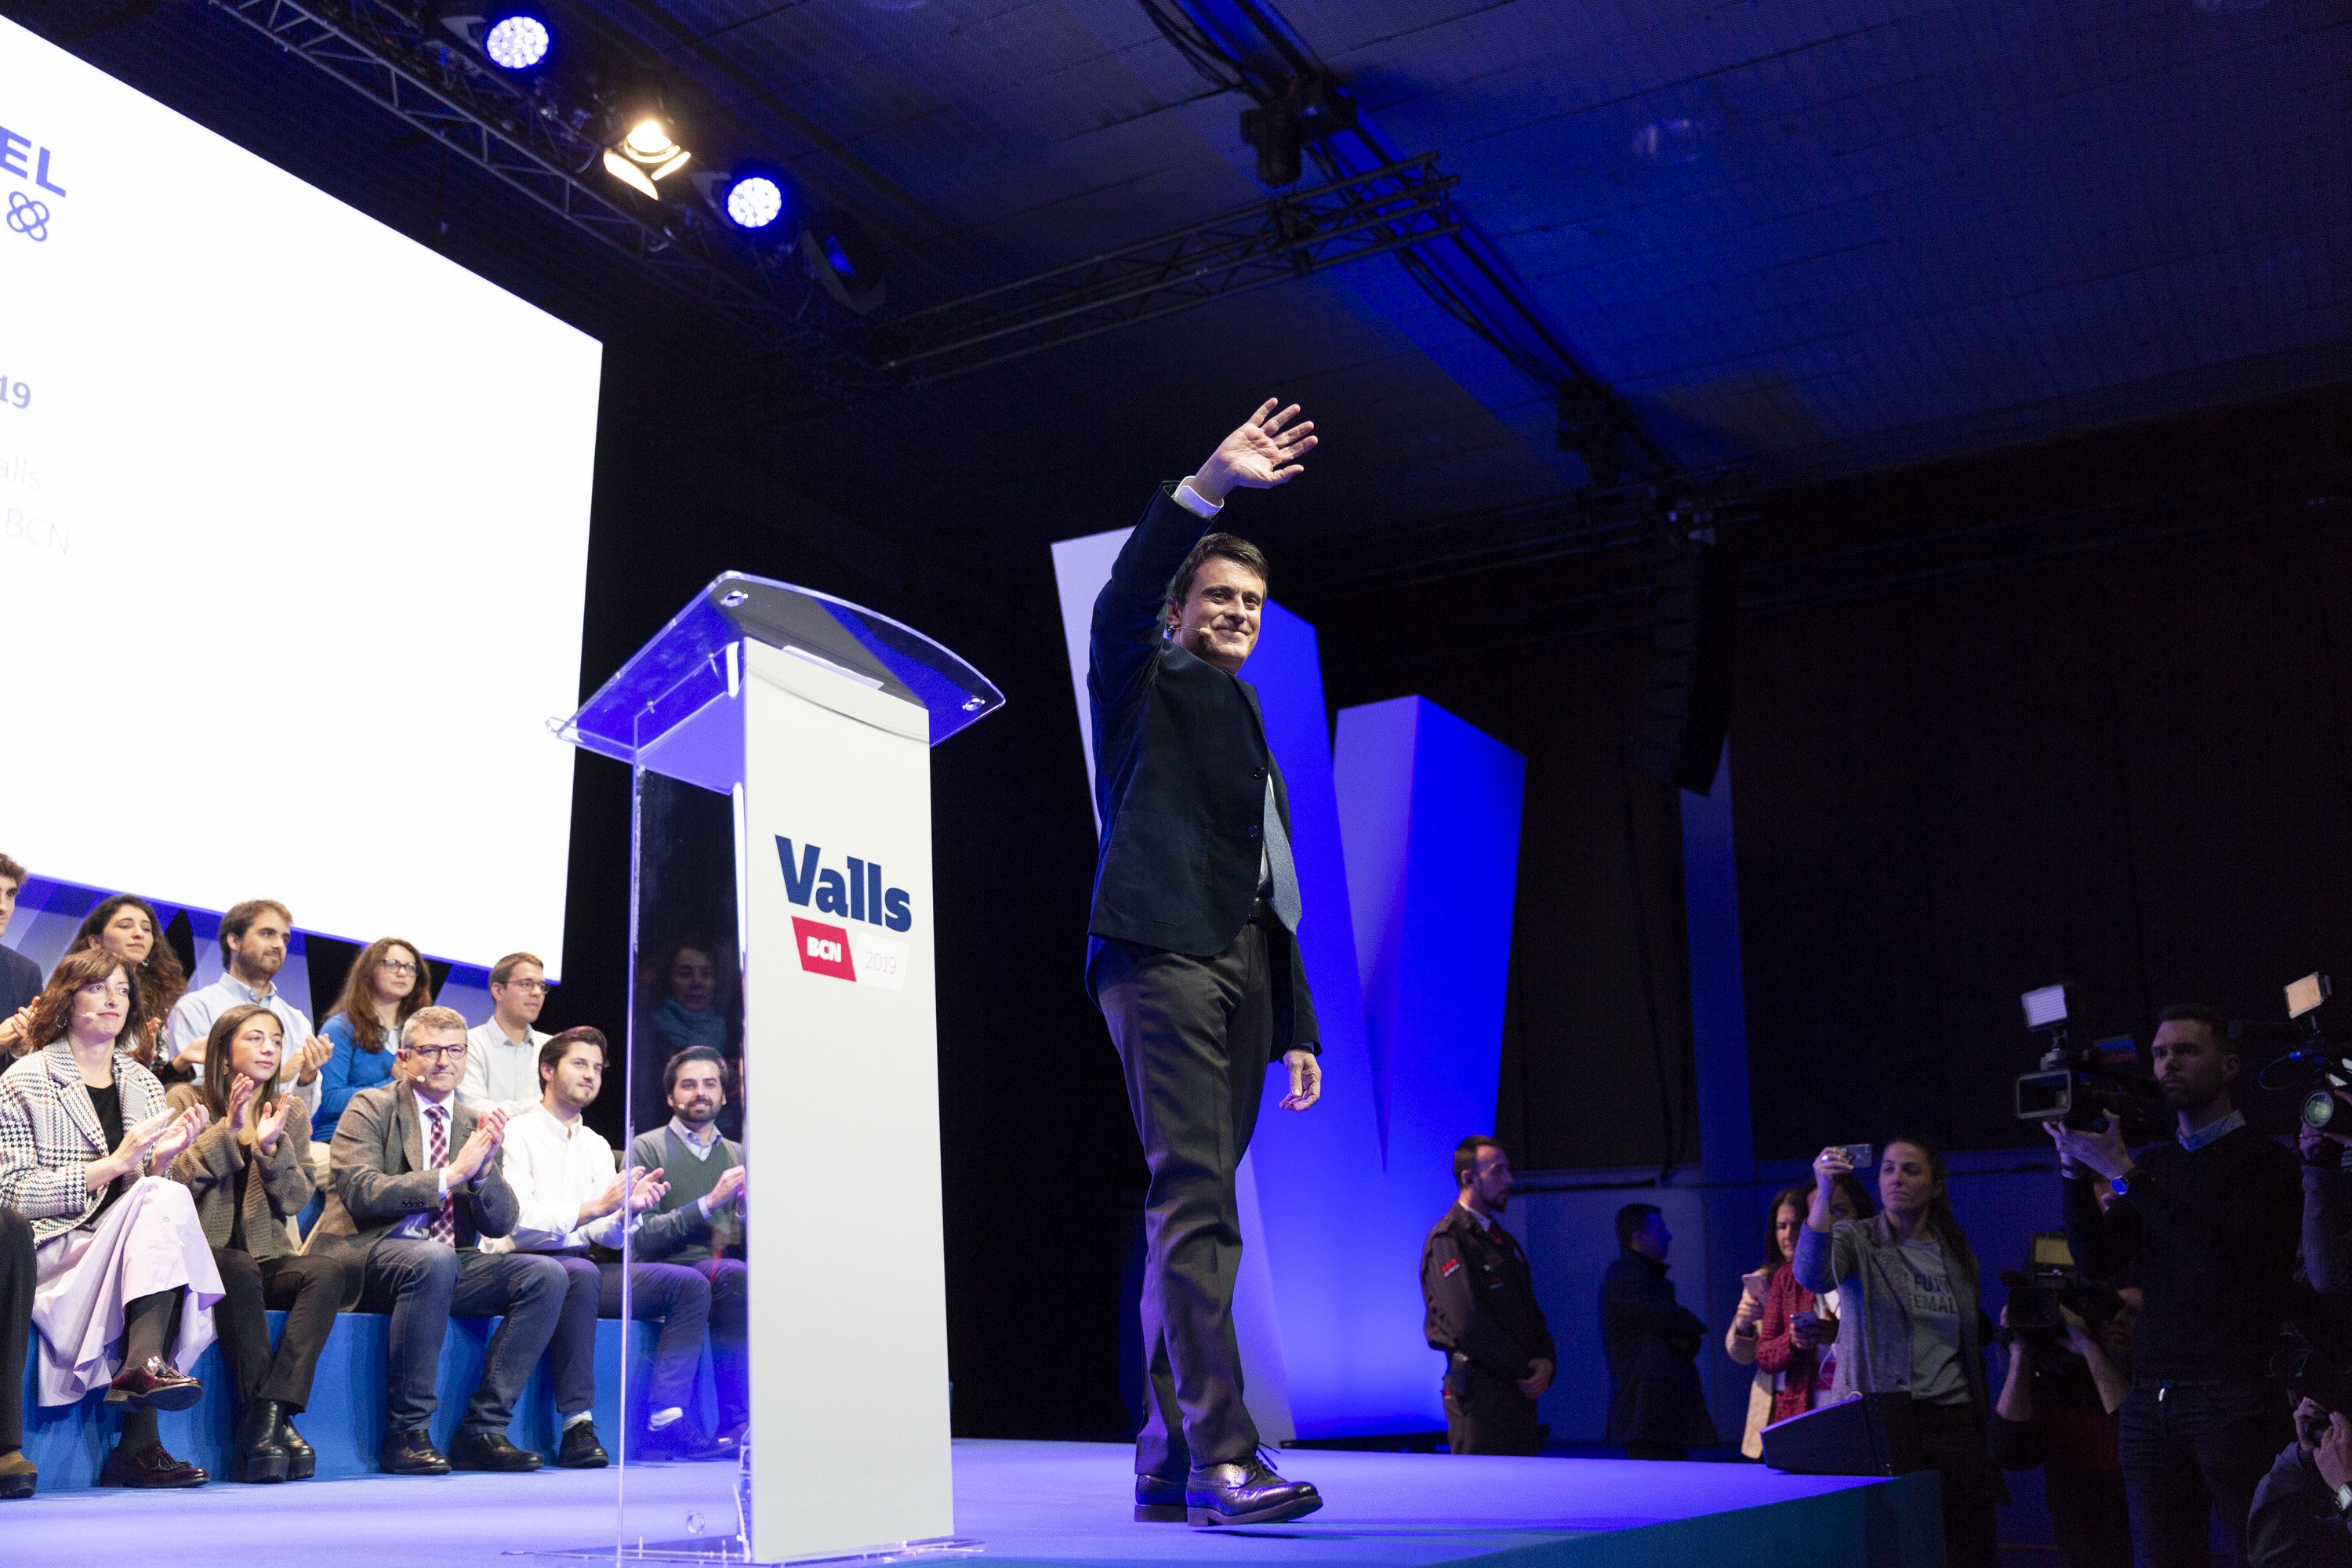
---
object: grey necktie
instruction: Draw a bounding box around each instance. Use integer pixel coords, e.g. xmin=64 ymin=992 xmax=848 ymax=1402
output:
xmin=1262 ymin=775 xmax=1302 ymax=931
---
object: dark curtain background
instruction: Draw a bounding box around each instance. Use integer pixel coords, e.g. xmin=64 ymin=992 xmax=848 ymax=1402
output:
xmin=1733 ymin=519 xmax=2352 ymax=1160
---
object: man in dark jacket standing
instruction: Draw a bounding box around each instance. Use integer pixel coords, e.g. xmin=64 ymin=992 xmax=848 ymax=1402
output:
xmin=1423 ymin=1136 xmax=1555 ymax=1455
xmin=1599 ymin=1203 xmax=1717 ymax=1461
xmin=1090 ymin=399 xmax=1324 ymax=1529
xmin=2049 ymin=1004 xmax=2301 ymax=1568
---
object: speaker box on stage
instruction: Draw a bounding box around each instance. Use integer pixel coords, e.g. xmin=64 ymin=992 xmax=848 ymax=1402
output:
xmin=1632 ymin=538 xmax=1735 ymax=794
xmin=1759 ymin=1393 xmax=1922 ymax=1476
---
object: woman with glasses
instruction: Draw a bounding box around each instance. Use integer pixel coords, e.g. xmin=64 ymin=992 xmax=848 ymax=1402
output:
xmin=316 ymin=938 xmax=434 ymax=1134
xmin=168 ymin=1003 xmax=350 ymax=1483
xmin=0 ymin=949 xmax=219 ymax=1487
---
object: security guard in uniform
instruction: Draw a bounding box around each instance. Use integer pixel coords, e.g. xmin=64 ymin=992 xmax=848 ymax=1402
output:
xmin=1421 ymin=1135 xmax=1555 ymax=1456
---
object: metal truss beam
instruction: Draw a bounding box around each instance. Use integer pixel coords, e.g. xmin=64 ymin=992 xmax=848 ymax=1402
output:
xmin=205 ymin=1 xmax=1468 ymax=415
xmin=877 ymin=154 xmax=1457 ymax=387
xmin=206 ymin=0 xmax=826 ymax=350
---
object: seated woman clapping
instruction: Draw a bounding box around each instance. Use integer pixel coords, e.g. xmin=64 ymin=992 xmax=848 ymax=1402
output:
xmin=0 ymin=948 xmax=222 ymax=1488
xmin=168 ymin=1004 xmax=349 ymax=1484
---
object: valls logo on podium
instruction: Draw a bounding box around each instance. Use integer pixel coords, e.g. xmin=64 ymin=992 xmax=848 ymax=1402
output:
xmin=777 ymin=837 xmax=912 ymax=993
xmin=0 ymin=122 xmax=68 ymax=243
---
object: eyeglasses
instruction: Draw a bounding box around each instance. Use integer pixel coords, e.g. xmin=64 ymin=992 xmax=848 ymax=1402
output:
xmin=405 ymin=1043 xmax=466 ymax=1062
xmin=381 ymin=960 xmax=419 ymax=976
xmin=499 ymin=978 xmax=548 ymax=993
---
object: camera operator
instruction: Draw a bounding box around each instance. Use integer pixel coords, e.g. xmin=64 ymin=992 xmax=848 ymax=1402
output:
xmin=2246 ymin=1333 xmax=2352 ymax=1568
xmin=1994 ymin=1287 xmax=2140 ymax=1568
xmin=2297 ymin=1092 xmax=2352 ymax=1298
xmin=2047 ymin=1003 xmax=2302 ymax=1568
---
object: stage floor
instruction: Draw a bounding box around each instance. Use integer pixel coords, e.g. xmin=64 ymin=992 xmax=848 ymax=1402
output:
xmin=0 ymin=1438 xmax=1940 ymax=1567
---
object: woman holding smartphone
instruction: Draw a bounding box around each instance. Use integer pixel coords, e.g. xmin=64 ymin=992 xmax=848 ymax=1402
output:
xmin=1795 ymin=1137 xmax=1999 ymax=1568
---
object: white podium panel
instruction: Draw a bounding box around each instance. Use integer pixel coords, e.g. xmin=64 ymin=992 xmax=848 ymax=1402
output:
xmin=739 ymin=641 xmax=954 ymax=1559
xmin=558 ymin=574 xmax=1000 ymax=1564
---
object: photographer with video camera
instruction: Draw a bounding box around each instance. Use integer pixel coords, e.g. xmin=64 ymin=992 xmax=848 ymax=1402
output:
xmin=2247 ymin=1327 xmax=2352 ymax=1568
xmin=2048 ymin=1003 xmax=2302 ymax=1568
xmin=1993 ymin=1267 xmax=2140 ymax=1568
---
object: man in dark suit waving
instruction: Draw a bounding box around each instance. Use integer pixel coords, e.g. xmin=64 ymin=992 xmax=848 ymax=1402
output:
xmin=1090 ymin=398 xmax=1325 ymax=1528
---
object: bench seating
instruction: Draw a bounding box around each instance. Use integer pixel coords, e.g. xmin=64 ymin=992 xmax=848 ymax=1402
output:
xmin=20 ymin=1309 xmax=714 ymax=1491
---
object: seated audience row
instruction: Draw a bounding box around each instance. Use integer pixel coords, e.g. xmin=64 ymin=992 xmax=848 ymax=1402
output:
xmin=0 ymin=861 xmax=752 ymax=1499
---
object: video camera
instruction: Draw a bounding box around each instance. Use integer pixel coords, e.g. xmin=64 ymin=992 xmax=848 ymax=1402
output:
xmin=2013 ymin=982 xmax=2165 ymax=1143
xmin=1999 ymin=1232 xmax=2122 ymax=1348
xmin=2247 ymin=973 xmax=2352 ymax=1132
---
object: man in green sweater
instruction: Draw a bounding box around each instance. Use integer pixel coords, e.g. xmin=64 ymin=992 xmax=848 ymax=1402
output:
xmin=627 ymin=1047 xmax=748 ymax=1444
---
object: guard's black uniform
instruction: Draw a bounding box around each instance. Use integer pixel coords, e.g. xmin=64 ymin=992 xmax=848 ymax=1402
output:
xmin=1421 ymin=1206 xmax=1555 ymax=1456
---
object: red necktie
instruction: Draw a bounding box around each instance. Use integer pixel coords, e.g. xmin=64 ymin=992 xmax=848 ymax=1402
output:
xmin=426 ymin=1105 xmax=456 ymax=1246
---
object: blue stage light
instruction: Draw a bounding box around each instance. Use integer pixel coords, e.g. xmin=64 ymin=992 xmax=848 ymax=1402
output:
xmin=483 ymin=13 xmax=551 ymax=71
xmin=726 ymin=176 xmax=786 ymax=230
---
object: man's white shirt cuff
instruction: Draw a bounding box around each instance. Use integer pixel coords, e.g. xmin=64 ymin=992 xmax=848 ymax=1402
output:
xmin=1172 ymin=479 xmax=1222 ymax=519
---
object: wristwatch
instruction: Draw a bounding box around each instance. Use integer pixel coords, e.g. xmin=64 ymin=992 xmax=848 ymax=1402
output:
xmin=2332 ymin=1481 xmax=2352 ymax=1515
xmin=2108 ymin=1174 xmax=2130 ymax=1197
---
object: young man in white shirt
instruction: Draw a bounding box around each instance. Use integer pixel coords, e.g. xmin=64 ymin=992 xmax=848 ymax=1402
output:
xmin=460 ymin=952 xmax=552 ymax=1117
xmin=163 ymin=899 xmax=331 ymax=1115
xmin=497 ymin=1027 xmax=734 ymax=1461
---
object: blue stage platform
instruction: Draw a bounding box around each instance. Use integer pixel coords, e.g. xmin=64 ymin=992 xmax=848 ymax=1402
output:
xmin=3 ymin=1437 xmax=1942 ymax=1567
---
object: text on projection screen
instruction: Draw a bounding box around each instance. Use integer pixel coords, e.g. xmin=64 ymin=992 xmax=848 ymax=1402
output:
xmin=0 ymin=16 xmax=601 ymax=976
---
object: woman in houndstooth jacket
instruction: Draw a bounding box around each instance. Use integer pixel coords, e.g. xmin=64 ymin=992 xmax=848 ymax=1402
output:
xmin=0 ymin=947 xmax=221 ymax=1488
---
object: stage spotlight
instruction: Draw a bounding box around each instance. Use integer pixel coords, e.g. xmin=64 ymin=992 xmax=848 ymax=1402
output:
xmin=481 ymin=12 xmax=550 ymax=71
xmin=800 ymin=209 xmax=886 ymax=314
xmin=726 ymin=173 xmax=786 ymax=230
xmin=602 ymin=114 xmax=691 ymax=200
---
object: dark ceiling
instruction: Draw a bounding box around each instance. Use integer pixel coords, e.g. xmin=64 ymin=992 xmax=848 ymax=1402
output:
xmin=17 ymin=0 xmax=2349 ymax=568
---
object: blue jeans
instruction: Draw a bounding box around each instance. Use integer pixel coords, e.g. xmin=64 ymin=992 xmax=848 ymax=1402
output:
xmin=2119 ymin=1378 xmax=2290 ymax=1568
xmin=358 ymin=1240 xmax=568 ymax=1437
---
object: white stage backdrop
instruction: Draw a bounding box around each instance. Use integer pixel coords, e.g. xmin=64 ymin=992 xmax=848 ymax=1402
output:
xmin=0 ymin=16 xmax=600 ymax=972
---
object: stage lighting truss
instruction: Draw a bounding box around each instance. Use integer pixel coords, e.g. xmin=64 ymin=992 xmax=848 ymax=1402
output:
xmin=875 ymin=152 xmax=1461 ymax=387
xmin=209 ymin=3 xmax=1475 ymax=415
xmin=212 ymin=0 xmax=829 ymax=354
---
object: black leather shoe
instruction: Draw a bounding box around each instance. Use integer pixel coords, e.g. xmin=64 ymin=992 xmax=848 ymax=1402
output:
xmin=0 ymin=1449 xmax=36 ymax=1500
xmin=278 ymin=1411 xmax=316 ymax=1480
xmin=557 ymin=1422 xmax=610 ymax=1469
xmin=638 ymin=1419 xmax=735 ymax=1463
xmin=1134 ymin=1472 xmax=1186 ymax=1523
xmin=1185 ymin=1456 xmax=1321 ymax=1526
xmin=105 ymin=1356 xmax=203 ymax=1413
xmin=231 ymin=1399 xmax=292 ymax=1484
xmin=100 ymin=1442 xmax=208 ymax=1489
xmin=380 ymin=1427 xmax=452 ymax=1475
xmin=448 ymin=1429 xmax=543 ymax=1472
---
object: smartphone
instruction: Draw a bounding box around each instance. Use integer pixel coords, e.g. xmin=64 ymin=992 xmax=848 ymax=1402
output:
xmin=1838 ymin=1143 xmax=1874 ymax=1171
xmin=1790 ymin=1308 xmax=1819 ymax=1338
xmin=1740 ymin=1269 xmax=1771 ymax=1301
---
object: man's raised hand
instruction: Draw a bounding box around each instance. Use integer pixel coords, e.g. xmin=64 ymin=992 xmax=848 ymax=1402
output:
xmin=1189 ymin=400 xmax=1317 ymax=505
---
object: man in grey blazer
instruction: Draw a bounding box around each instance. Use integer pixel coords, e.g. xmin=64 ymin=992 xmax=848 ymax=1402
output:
xmin=310 ymin=1005 xmax=580 ymax=1474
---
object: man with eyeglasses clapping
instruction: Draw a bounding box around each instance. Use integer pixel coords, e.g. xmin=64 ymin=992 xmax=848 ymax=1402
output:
xmin=310 ymin=1007 xmax=572 ymax=1475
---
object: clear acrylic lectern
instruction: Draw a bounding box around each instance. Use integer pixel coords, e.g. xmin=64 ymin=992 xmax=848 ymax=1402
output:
xmin=553 ymin=574 xmax=1001 ymax=1563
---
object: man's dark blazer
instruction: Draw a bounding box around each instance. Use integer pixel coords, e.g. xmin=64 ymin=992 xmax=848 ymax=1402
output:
xmin=1085 ymin=483 xmax=1318 ymax=1057
xmin=309 ymin=1080 xmax=521 ymax=1305
xmin=0 ymin=943 xmax=40 ymax=1018
xmin=1598 ymin=1250 xmax=1718 ymax=1449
